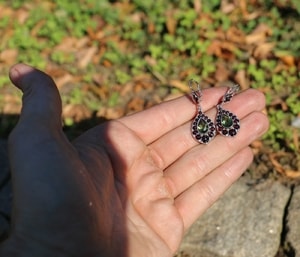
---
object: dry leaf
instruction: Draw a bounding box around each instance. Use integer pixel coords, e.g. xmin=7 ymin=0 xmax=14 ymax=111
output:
xmin=251 ymin=140 xmax=263 ymax=155
xmin=31 ymin=19 xmax=46 ymax=37
xmin=269 ymin=153 xmax=285 ymax=174
xmin=97 ymin=107 xmax=124 ymax=119
xmin=208 ymin=40 xmax=237 ymax=60
xmin=245 ymin=24 xmax=272 ymax=45
xmin=147 ymin=21 xmax=155 ymax=34
xmin=166 ymin=10 xmax=177 ymax=35
xmin=234 ymin=69 xmax=249 ymax=90
xmin=221 ymin=0 xmax=236 ymax=14
xmin=246 ymin=33 xmax=267 ymax=45
xmin=63 ymin=104 xmax=91 ymax=122
xmin=194 ymin=0 xmax=202 ymax=13
xmin=215 ymin=62 xmax=230 ymax=82
xmin=0 ymin=49 xmax=18 ymax=64
xmin=269 ymin=152 xmax=300 ymax=178
xmin=78 ymin=46 xmax=98 ymax=69
xmin=119 ymin=82 xmax=133 ymax=97
xmin=55 ymin=73 xmax=73 ymax=89
xmin=2 ymin=94 xmax=21 ymax=114
xmin=226 ymin=27 xmax=246 ymax=44
xmin=169 ymin=80 xmax=189 ymax=92
xmin=253 ymin=42 xmax=275 ymax=59
xmin=285 ymin=170 xmax=300 ymax=178
xmin=126 ymin=97 xmax=145 ymax=113
xmin=16 ymin=9 xmax=30 ymax=24
xmin=293 ymin=128 xmax=299 ymax=151
xmin=276 ymin=54 xmax=296 ymax=67
xmin=56 ymin=37 xmax=77 ymax=51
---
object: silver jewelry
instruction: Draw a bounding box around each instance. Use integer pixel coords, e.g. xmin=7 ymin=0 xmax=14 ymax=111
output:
xmin=216 ymin=84 xmax=240 ymax=137
xmin=189 ymin=79 xmax=216 ymax=144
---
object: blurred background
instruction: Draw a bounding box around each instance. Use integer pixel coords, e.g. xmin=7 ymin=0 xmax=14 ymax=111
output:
xmin=0 ymin=0 xmax=299 ymax=183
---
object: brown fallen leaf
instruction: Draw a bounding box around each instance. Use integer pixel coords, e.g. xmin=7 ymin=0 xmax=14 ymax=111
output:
xmin=246 ymin=32 xmax=267 ymax=45
xmin=245 ymin=24 xmax=272 ymax=45
xmin=16 ymin=8 xmax=30 ymax=24
xmin=166 ymin=10 xmax=177 ymax=35
xmin=293 ymin=128 xmax=299 ymax=151
xmin=269 ymin=152 xmax=285 ymax=174
xmin=253 ymin=42 xmax=275 ymax=59
xmin=63 ymin=104 xmax=92 ymax=122
xmin=168 ymin=80 xmax=189 ymax=93
xmin=31 ymin=19 xmax=46 ymax=37
xmin=221 ymin=0 xmax=235 ymax=14
xmin=269 ymin=152 xmax=300 ymax=178
xmin=275 ymin=51 xmax=296 ymax=67
xmin=226 ymin=26 xmax=246 ymax=44
xmin=234 ymin=69 xmax=249 ymax=90
xmin=194 ymin=0 xmax=202 ymax=13
xmin=55 ymin=73 xmax=73 ymax=89
xmin=0 ymin=49 xmax=18 ymax=65
xmin=250 ymin=140 xmax=263 ymax=155
xmin=285 ymin=170 xmax=300 ymax=179
xmin=215 ymin=62 xmax=230 ymax=82
xmin=75 ymin=36 xmax=90 ymax=49
xmin=126 ymin=97 xmax=145 ymax=113
xmin=97 ymin=107 xmax=124 ymax=119
xmin=2 ymin=94 xmax=21 ymax=114
xmin=55 ymin=37 xmax=77 ymax=51
xmin=207 ymin=40 xmax=237 ymax=60
xmin=78 ymin=46 xmax=98 ymax=69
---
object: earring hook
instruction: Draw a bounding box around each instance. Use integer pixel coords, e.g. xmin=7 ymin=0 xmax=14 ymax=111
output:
xmin=220 ymin=84 xmax=240 ymax=105
xmin=188 ymin=79 xmax=202 ymax=106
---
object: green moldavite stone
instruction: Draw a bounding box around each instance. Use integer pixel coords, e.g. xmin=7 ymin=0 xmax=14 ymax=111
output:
xmin=198 ymin=119 xmax=208 ymax=133
xmin=221 ymin=115 xmax=233 ymax=128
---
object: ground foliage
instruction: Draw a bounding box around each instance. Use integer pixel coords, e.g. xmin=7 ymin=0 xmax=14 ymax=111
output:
xmin=0 ymin=0 xmax=299 ymax=184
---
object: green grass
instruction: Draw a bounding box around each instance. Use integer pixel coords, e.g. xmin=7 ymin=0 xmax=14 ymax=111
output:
xmin=0 ymin=0 xmax=299 ymax=164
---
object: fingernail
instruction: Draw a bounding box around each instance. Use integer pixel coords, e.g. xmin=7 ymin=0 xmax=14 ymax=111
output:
xmin=9 ymin=64 xmax=35 ymax=89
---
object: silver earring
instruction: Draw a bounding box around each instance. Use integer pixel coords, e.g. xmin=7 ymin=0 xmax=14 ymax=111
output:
xmin=189 ymin=80 xmax=216 ymax=144
xmin=216 ymin=84 xmax=240 ymax=137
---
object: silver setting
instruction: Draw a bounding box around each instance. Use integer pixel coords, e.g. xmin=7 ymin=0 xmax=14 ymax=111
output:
xmin=216 ymin=84 xmax=240 ymax=137
xmin=189 ymin=79 xmax=216 ymax=144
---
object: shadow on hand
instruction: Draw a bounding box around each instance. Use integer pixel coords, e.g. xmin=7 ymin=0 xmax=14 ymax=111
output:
xmin=0 ymin=113 xmax=130 ymax=256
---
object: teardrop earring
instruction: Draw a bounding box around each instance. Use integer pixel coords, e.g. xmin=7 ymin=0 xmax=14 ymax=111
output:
xmin=215 ymin=84 xmax=240 ymax=137
xmin=189 ymin=79 xmax=216 ymax=144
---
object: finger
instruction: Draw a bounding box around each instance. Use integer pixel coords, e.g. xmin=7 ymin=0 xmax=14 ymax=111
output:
xmin=118 ymin=87 xmax=227 ymax=144
xmin=8 ymin=64 xmax=86 ymax=213
xmin=8 ymin=64 xmax=67 ymax=187
xmin=175 ymin=147 xmax=253 ymax=230
xmin=149 ymin=89 xmax=266 ymax=169
xmin=9 ymin=63 xmax=62 ymax=130
xmin=164 ymin=111 xmax=269 ymax=198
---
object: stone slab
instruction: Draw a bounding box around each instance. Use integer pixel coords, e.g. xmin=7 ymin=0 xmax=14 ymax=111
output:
xmin=179 ymin=177 xmax=291 ymax=257
xmin=287 ymin=185 xmax=300 ymax=256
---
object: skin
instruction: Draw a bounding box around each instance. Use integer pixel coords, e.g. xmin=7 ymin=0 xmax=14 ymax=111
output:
xmin=0 ymin=64 xmax=269 ymax=257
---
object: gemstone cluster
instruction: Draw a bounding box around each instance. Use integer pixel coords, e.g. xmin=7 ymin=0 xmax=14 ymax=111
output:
xmin=191 ymin=111 xmax=216 ymax=144
xmin=216 ymin=108 xmax=240 ymax=137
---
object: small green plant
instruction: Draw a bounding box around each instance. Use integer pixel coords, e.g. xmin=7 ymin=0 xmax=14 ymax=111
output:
xmin=0 ymin=0 xmax=299 ymax=163
xmin=51 ymin=51 xmax=75 ymax=65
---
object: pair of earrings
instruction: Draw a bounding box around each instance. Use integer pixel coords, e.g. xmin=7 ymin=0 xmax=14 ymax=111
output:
xmin=189 ymin=79 xmax=240 ymax=144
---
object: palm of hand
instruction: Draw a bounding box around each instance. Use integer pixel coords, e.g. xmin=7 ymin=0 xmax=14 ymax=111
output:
xmin=72 ymin=120 xmax=183 ymax=257
xmin=8 ymin=119 xmax=181 ymax=257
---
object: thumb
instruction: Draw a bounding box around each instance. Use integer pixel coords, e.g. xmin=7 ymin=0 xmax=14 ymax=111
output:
xmin=9 ymin=63 xmax=62 ymax=131
xmin=8 ymin=63 xmax=66 ymax=187
xmin=7 ymin=64 xmax=72 ymax=210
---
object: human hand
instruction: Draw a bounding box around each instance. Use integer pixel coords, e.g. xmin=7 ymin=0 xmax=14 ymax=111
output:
xmin=0 ymin=64 xmax=268 ymax=257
